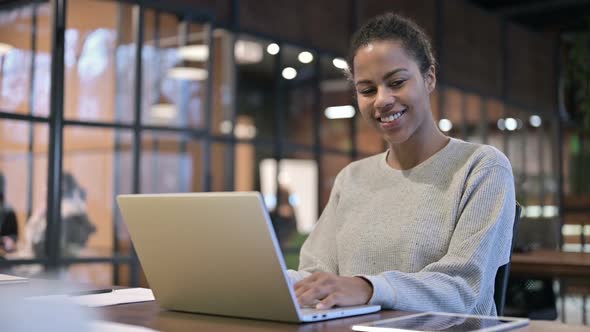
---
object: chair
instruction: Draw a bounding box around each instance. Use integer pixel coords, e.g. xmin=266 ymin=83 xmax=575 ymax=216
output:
xmin=494 ymin=202 xmax=522 ymax=316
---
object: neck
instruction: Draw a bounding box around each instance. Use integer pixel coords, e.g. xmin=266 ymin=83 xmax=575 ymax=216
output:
xmin=386 ymin=117 xmax=449 ymax=170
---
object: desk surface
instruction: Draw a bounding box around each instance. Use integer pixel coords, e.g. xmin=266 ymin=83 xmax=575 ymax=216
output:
xmin=97 ymin=301 xmax=590 ymax=332
xmin=511 ymin=249 xmax=590 ymax=279
xmin=4 ymin=278 xmax=588 ymax=331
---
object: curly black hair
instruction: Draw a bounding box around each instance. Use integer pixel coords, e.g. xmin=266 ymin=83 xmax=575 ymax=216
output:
xmin=347 ymin=12 xmax=436 ymax=77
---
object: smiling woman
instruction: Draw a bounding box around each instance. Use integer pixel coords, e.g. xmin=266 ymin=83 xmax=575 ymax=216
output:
xmin=287 ymin=13 xmax=516 ymax=316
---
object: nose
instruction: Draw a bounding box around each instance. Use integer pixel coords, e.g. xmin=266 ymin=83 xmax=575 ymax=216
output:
xmin=374 ymin=87 xmax=395 ymax=115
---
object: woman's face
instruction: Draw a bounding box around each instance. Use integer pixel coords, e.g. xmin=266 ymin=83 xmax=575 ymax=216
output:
xmin=353 ymin=40 xmax=436 ymax=145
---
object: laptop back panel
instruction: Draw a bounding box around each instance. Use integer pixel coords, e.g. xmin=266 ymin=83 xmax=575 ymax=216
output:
xmin=117 ymin=192 xmax=301 ymax=322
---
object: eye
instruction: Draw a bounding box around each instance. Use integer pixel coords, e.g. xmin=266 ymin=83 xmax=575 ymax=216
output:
xmin=389 ymin=80 xmax=406 ymax=88
xmin=357 ymin=87 xmax=376 ymax=95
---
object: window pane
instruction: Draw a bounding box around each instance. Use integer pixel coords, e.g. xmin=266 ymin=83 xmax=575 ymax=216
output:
xmin=142 ymin=12 xmax=209 ymax=128
xmin=283 ymin=45 xmax=315 ymax=146
xmin=141 ymin=131 xmax=201 ymax=193
xmin=62 ymin=126 xmax=134 ymax=261
xmin=0 ymin=3 xmax=51 ymax=116
xmin=211 ymin=29 xmax=235 ymax=137
xmin=212 ymin=140 xmax=258 ymax=192
xmin=0 ymin=120 xmax=48 ymax=263
xmin=235 ymin=35 xmax=275 ymax=141
xmin=64 ymin=0 xmax=135 ymax=123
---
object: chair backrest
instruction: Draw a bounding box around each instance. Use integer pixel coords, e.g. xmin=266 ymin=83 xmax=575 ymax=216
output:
xmin=494 ymin=203 xmax=522 ymax=316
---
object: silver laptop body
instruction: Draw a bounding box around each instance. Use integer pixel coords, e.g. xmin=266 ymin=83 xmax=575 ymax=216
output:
xmin=117 ymin=192 xmax=380 ymax=323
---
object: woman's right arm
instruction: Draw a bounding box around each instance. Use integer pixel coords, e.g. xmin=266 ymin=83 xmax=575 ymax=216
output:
xmin=286 ymin=171 xmax=344 ymax=284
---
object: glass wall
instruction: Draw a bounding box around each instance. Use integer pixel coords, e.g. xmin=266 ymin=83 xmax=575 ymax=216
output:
xmin=0 ymin=0 xmax=563 ymax=286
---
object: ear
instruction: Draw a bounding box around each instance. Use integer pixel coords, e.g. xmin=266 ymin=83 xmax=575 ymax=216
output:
xmin=424 ymin=65 xmax=436 ymax=93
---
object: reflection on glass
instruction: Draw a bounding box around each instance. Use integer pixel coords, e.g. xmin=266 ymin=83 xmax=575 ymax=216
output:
xmin=0 ymin=3 xmax=51 ymax=115
xmin=141 ymin=131 xmax=199 ymax=193
xmin=62 ymin=0 xmax=136 ymax=122
xmin=142 ymin=10 xmax=209 ymax=128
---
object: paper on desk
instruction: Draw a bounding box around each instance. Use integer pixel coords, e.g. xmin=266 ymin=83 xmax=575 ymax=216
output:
xmin=90 ymin=320 xmax=160 ymax=332
xmin=27 ymin=288 xmax=155 ymax=307
xmin=74 ymin=288 xmax=155 ymax=307
xmin=0 ymin=273 xmax=28 ymax=284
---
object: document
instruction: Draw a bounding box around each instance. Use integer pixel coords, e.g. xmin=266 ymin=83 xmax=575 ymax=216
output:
xmin=90 ymin=321 xmax=160 ymax=332
xmin=0 ymin=273 xmax=28 ymax=284
xmin=27 ymin=288 xmax=155 ymax=307
xmin=74 ymin=288 xmax=155 ymax=307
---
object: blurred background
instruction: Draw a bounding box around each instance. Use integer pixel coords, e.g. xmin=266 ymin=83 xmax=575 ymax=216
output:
xmin=0 ymin=0 xmax=588 ymax=325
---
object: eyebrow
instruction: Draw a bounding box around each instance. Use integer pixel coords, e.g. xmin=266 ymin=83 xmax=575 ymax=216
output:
xmin=355 ymin=68 xmax=409 ymax=86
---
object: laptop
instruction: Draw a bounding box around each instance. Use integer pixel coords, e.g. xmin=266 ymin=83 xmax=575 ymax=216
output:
xmin=117 ymin=192 xmax=381 ymax=323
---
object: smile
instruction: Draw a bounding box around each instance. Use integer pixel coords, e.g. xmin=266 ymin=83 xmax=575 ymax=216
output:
xmin=379 ymin=109 xmax=407 ymax=123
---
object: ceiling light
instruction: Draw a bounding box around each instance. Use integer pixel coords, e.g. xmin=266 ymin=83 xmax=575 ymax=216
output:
xmin=267 ymin=43 xmax=280 ymax=55
xmin=282 ymin=67 xmax=297 ymax=80
xmin=438 ymin=119 xmax=453 ymax=132
xmin=151 ymin=103 xmax=177 ymax=119
xmin=220 ymin=120 xmax=232 ymax=134
xmin=298 ymin=51 xmax=314 ymax=64
xmin=505 ymin=117 xmax=518 ymax=131
xmin=324 ymin=105 xmax=355 ymax=119
xmin=529 ymin=115 xmax=542 ymax=127
xmin=332 ymin=58 xmax=348 ymax=70
xmin=234 ymin=123 xmax=257 ymax=139
xmin=168 ymin=67 xmax=208 ymax=80
xmin=235 ymin=40 xmax=263 ymax=64
xmin=497 ymin=119 xmax=505 ymax=131
xmin=177 ymin=45 xmax=208 ymax=61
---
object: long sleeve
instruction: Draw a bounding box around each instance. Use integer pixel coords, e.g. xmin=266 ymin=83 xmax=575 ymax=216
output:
xmin=287 ymin=172 xmax=344 ymax=284
xmin=362 ymin=165 xmax=515 ymax=313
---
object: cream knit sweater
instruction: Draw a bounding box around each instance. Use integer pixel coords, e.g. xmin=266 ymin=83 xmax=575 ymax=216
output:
xmin=288 ymin=138 xmax=516 ymax=315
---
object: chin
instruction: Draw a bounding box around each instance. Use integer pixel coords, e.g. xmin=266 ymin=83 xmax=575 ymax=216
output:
xmin=382 ymin=130 xmax=413 ymax=145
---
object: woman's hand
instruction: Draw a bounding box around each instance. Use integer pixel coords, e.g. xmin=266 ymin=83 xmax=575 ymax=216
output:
xmin=294 ymin=271 xmax=373 ymax=309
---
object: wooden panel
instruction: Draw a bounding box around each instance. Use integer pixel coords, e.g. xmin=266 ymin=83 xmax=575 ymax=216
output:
xmin=169 ymin=0 xmax=231 ymax=24
xmin=239 ymin=0 xmax=351 ymax=54
xmin=441 ymin=0 xmax=502 ymax=97
xmin=506 ymin=23 xmax=556 ymax=112
xmin=357 ymin=0 xmax=436 ymax=41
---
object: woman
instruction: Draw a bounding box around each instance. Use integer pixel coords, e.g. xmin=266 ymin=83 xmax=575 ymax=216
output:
xmin=288 ymin=13 xmax=515 ymax=316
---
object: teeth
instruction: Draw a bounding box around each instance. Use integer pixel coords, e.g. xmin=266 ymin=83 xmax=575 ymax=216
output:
xmin=381 ymin=111 xmax=405 ymax=123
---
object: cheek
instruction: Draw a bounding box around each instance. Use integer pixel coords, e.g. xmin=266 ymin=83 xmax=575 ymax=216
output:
xmin=356 ymin=98 xmax=372 ymax=117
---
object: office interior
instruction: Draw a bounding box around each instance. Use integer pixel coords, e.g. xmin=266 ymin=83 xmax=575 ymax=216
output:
xmin=0 ymin=0 xmax=588 ymax=325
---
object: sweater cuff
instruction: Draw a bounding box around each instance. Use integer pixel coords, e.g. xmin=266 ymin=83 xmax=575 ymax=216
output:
xmin=286 ymin=269 xmax=312 ymax=285
xmin=358 ymin=274 xmax=396 ymax=309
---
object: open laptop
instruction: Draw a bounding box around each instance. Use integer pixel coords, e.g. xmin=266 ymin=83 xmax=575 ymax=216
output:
xmin=117 ymin=192 xmax=381 ymax=323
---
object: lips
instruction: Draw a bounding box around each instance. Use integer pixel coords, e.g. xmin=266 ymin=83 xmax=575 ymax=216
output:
xmin=377 ymin=108 xmax=407 ymax=130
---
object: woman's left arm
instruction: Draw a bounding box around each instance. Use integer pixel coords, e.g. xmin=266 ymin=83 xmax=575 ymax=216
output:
xmin=296 ymin=164 xmax=515 ymax=313
xmin=363 ymin=164 xmax=516 ymax=313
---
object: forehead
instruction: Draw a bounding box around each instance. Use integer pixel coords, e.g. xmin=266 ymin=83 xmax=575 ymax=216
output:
xmin=353 ymin=40 xmax=417 ymax=79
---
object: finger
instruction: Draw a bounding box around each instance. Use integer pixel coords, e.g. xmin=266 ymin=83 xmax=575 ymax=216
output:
xmin=298 ymin=285 xmax=330 ymax=307
xmin=316 ymin=293 xmax=340 ymax=310
xmin=294 ymin=272 xmax=320 ymax=290
xmin=295 ymin=282 xmax=313 ymax=298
